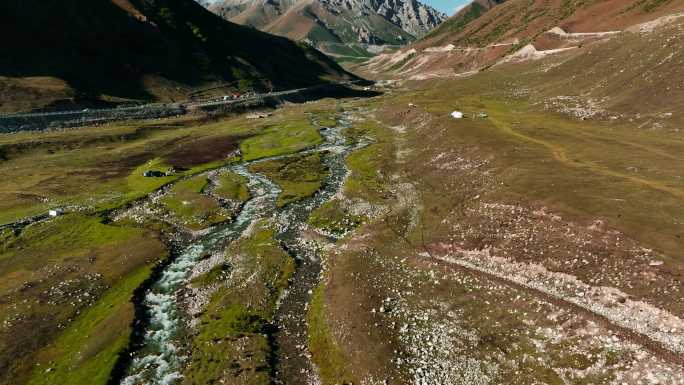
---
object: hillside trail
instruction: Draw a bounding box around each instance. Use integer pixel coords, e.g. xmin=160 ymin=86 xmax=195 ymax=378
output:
xmin=488 ymin=115 xmax=684 ymax=199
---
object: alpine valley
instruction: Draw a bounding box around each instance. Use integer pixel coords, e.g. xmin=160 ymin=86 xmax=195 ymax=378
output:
xmin=2 ymin=1 xmax=684 ymax=385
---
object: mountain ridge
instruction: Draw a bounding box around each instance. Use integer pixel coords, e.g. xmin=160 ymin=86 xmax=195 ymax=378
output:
xmin=203 ymin=0 xmax=447 ymax=60
xmin=0 ymin=0 xmax=355 ymax=113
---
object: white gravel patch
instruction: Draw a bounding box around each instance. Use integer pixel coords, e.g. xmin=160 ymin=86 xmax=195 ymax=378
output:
xmin=435 ymin=250 xmax=684 ymax=355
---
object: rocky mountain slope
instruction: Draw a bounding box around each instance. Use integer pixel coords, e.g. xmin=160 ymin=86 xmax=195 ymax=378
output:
xmin=421 ymin=0 xmax=505 ymax=41
xmin=202 ymin=0 xmax=446 ymax=60
xmin=358 ymin=0 xmax=684 ymax=78
xmin=0 ymin=0 xmax=355 ymax=113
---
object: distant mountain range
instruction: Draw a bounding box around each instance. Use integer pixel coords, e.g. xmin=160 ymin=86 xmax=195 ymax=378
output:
xmin=0 ymin=0 xmax=355 ymax=113
xmin=200 ymin=0 xmax=447 ymax=61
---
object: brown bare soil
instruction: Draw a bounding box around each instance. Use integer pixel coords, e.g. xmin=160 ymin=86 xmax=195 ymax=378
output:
xmin=164 ymin=134 xmax=247 ymax=169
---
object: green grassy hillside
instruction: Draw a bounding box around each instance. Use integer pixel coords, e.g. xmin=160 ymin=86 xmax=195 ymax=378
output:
xmin=421 ymin=0 xmax=505 ymax=42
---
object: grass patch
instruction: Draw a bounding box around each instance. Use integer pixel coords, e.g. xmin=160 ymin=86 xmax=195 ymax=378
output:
xmin=345 ymin=148 xmax=391 ymax=203
xmin=161 ymin=175 xmax=231 ymax=230
xmin=240 ymin=118 xmax=323 ymax=161
xmin=0 ymin=213 xmax=157 ymax=275
xmin=183 ymin=221 xmax=294 ymax=385
xmin=307 ymin=284 xmax=355 ymax=384
xmin=214 ymin=171 xmax=250 ymax=202
xmin=249 ymin=153 xmax=329 ymax=207
xmin=0 ymin=211 xmax=166 ymax=384
xmin=308 ymin=200 xmax=365 ymax=238
xmin=340 ymin=118 xmax=394 ymax=203
xmin=27 ymin=265 xmax=154 ymax=385
xmin=182 ymin=302 xmax=271 ymax=385
xmin=314 ymin=114 xmax=338 ymax=128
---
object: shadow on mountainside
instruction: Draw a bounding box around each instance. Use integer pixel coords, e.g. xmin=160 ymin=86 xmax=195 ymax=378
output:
xmin=0 ymin=0 xmax=358 ymax=110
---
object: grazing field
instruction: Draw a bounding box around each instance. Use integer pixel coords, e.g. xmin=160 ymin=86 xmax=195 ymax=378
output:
xmin=161 ymin=175 xmax=232 ymax=230
xmin=0 ymin=213 xmax=166 ymax=385
xmin=394 ymin=70 xmax=684 ymax=260
xmin=213 ymin=171 xmax=250 ymax=202
xmin=26 ymin=265 xmax=154 ymax=385
xmin=249 ymin=152 xmax=329 ymax=207
xmin=0 ymin=116 xmax=249 ymax=225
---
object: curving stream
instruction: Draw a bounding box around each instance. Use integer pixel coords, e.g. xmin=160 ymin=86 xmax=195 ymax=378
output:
xmin=120 ymin=165 xmax=281 ymax=385
xmin=119 ymin=111 xmax=362 ymax=385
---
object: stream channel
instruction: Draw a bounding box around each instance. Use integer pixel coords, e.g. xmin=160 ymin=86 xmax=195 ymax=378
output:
xmin=119 ymin=111 xmax=363 ymax=385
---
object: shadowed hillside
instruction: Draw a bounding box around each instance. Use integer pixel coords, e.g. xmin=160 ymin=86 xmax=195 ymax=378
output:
xmin=0 ymin=0 xmax=355 ymax=113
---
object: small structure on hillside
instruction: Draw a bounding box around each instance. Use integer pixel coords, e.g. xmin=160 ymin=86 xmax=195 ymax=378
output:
xmin=49 ymin=208 xmax=64 ymax=217
xmin=143 ymin=170 xmax=166 ymax=178
xmin=451 ymin=111 xmax=464 ymax=119
xmin=246 ymin=112 xmax=271 ymax=119
xmin=478 ymin=112 xmax=489 ymax=118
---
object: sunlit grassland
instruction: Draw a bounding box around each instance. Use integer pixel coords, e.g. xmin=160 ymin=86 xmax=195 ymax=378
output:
xmin=395 ymin=72 xmax=684 ymax=259
xmin=0 ymin=213 xmax=163 ymax=280
xmin=0 ymin=213 xmax=166 ymax=385
xmin=0 ymin=116 xmax=248 ymax=224
xmin=343 ymin=119 xmax=395 ymax=203
xmin=214 ymin=171 xmax=250 ymax=202
xmin=240 ymin=117 xmax=323 ymax=161
xmin=249 ymin=152 xmax=329 ymax=207
xmin=161 ymin=175 xmax=230 ymax=230
xmin=307 ymin=284 xmax=356 ymax=385
xmin=183 ymin=221 xmax=294 ymax=385
xmin=27 ymin=265 xmax=154 ymax=385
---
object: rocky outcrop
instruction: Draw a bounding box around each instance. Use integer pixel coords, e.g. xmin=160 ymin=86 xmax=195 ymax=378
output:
xmin=199 ymin=0 xmax=446 ymax=56
xmin=372 ymin=0 xmax=446 ymax=37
